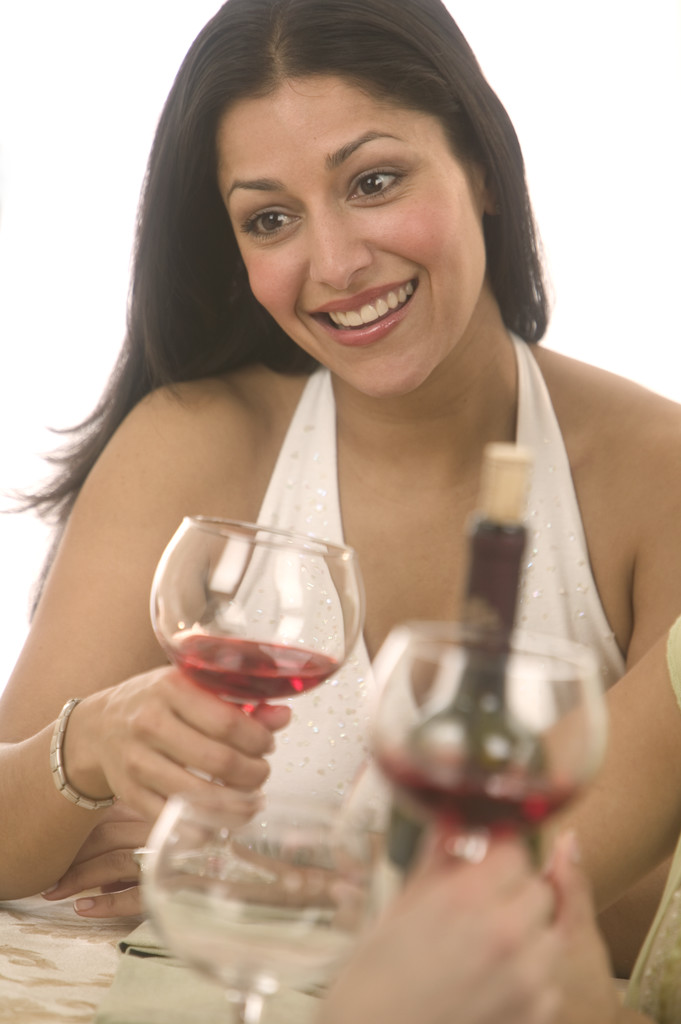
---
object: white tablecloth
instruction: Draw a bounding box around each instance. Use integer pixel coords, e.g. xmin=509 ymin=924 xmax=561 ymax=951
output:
xmin=0 ymin=895 xmax=132 ymax=1022
xmin=0 ymin=895 xmax=321 ymax=1023
xmin=0 ymin=887 xmax=631 ymax=1022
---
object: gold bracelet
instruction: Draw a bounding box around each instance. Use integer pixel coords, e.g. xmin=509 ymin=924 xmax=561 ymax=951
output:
xmin=49 ymin=699 xmax=115 ymax=810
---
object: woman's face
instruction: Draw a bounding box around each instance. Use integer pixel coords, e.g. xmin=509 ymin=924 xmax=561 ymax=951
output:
xmin=217 ymin=76 xmax=498 ymax=398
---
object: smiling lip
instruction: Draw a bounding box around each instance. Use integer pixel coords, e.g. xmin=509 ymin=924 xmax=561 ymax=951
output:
xmin=310 ymin=279 xmax=417 ymax=345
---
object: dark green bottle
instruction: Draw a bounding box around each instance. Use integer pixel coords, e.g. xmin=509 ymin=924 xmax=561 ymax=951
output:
xmin=386 ymin=443 xmax=533 ymax=869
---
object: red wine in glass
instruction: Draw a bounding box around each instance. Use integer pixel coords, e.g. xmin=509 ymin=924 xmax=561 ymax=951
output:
xmin=173 ymin=632 xmax=339 ymax=704
xmin=373 ymin=622 xmax=606 ymax=865
xmin=150 ymin=517 xmax=364 ymax=712
xmin=378 ymin=750 xmax=575 ymax=836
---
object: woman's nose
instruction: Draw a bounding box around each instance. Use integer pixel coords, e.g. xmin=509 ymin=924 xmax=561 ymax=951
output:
xmin=306 ymin=211 xmax=373 ymax=291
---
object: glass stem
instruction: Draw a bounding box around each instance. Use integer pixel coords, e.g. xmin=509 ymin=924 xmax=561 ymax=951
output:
xmin=443 ymin=827 xmax=490 ymax=864
xmin=231 ymin=990 xmax=265 ymax=1024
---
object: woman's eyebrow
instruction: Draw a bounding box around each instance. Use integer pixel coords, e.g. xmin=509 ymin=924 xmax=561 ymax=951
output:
xmin=227 ymin=177 xmax=284 ymax=200
xmin=226 ymin=132 xmax=400 ymax=200
xmin=325 ymin=131 xmax=400 ymax=169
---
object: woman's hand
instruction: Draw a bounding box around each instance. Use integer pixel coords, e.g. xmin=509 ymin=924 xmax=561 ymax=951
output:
xmin=40 ymin=668 xmax=292 ymax=916
xmin=41 ymin=802 xmax=151 ymax=918
xmin=320 ymin=833 xmax=560 ymax=1024
xmin=69 ymin=668 xmax=291 ymax=822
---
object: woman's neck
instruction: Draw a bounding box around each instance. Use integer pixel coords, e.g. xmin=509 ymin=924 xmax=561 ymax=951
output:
xmin=333 ymin=322 xmax=519 ymax=489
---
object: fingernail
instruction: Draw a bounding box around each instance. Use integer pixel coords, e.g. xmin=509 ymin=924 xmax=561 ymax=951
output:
xmin=40 ymin=885 xmax=59 ymax=898
xmin=74 ymin=898 xmax=96 ymax=913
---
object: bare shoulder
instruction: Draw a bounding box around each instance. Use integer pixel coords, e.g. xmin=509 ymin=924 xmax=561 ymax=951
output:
xmin=85 ymin=365 xmax=309 ymax=523
xmin=19 ymin=365 xmax=310 ymax=711
xmin=533 ymin=345 xmax=681 ymax=486
xmin=534 ymin=345 xmax=681 ymax=659
xmin=132 ymin=364 xmax=306 ymax=460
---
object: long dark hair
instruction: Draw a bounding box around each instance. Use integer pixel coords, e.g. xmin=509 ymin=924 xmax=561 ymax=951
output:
xmin=22 ymin=0 xmax=547 ymax=530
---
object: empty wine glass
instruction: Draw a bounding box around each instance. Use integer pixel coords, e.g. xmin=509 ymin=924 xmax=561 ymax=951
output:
xmin=150 ymin=517 xmax=364 ymax=709
xmin=372 ymin=621 xmax=608 ymax=863
xmin=142 ymin=790 xmax=376 ymax=1023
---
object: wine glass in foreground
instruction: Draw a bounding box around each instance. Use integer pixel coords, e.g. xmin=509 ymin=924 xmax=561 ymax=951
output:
xmin=142 ymin=791 xmax=376 ymax=1024
xmin=372 ymin=622 xmax=608 ymax=862
xmin=151 ymin=517 xmax=364 ymax=708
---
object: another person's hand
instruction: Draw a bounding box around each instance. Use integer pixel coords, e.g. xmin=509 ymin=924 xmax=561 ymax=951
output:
xmin=319 ymin=832 xmax=560 ymax=1024
xmin=68 ymin=668 xmax=291 ymax=822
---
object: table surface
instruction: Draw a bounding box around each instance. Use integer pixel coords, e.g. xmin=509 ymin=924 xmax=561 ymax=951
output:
xmin=0 ymin=890 xmax=632 ymax=1023
xmin=0 ymin=894 xmax=324 ymax=1024
xmin=0 ymin=894 xmax=132 ymax=1023
xmin=0 ymin=852 xmax=403 ymax=1023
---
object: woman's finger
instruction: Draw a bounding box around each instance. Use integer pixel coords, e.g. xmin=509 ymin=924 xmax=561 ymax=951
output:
xmin=42 ymin=847 xmax=142 ymax=900
xmin=159 ymin=675 xmax=281 ymax=757
xmin=250 ymin=703 xmax=292 ymax=731
xmin=73 ymin=884 xmax=144 ymax=919
xmin=69 ymin=820 xmax=151 ymax=867
xmin=112 ymin=732 xmax=272 ymax=809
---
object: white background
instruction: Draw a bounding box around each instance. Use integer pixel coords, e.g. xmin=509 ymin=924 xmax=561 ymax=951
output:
xmin=0 ymin=1 xmax=680 ymax=693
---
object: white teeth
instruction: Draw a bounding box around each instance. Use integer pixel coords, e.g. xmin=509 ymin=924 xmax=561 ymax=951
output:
xmin=360 ymin=304 xmax=379 ymax=323
xmin=326 ymin=281 xmax=415 ymax=328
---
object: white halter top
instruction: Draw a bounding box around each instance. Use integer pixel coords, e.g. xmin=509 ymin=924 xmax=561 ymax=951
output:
xmin=257 ymin=336 xmax=625 ymax=804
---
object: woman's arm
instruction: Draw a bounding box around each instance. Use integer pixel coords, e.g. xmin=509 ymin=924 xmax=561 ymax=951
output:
xmin=0 ymin=375 xmax=293 ymax=899
xmin=538 ymin=349 xmax=681 ymax=974
xmin=553 ymin=626 xmax=681 ymax=914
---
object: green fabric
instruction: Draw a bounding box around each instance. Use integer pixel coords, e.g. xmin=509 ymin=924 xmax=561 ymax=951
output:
xmin=667 ymin=614 xmax=681 ymax=714
xmin=117 ymin=919 xmax=172 ymax=958
xmin=94 ymin=919 xmax=320 ymax=1024
xmin=625 ymin=829 xmax=681 ymax=1014
xmin=94 ymin=953 xmax=230 ymax=1024
xmin=625 ymin=614 xmax=681 ymax=1017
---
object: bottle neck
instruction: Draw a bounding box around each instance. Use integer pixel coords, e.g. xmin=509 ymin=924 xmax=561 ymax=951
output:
xmin=462 ymin=517 xmax=526 ymax=639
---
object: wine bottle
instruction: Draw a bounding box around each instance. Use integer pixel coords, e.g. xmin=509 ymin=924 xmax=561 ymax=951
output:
xmin=459 ymin=442 xmax=532 ymax=639
xmin=386 ymin=443 xmax=534 ymax=869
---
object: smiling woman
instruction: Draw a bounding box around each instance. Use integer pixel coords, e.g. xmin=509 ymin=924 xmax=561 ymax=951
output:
xmin=216 ymin=77 xmax=495 ymax=397
xmin=0 ymin=0 xmax=679 ymax=691
xmin=0 ymin=2 xmax=681 ymax=1008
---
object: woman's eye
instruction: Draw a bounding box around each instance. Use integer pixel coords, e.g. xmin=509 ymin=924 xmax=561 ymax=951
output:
xmin=242 ymin=211 xmax=292 ymax=237
xmin=356 ymin=172 xmax=398 ymax=197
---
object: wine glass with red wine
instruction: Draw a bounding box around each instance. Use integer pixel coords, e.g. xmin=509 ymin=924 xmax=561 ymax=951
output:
xmin=372 ymin=621 xmax=607 ymax=862
xmin=151 ymin=517 xmax=364 ymax=709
